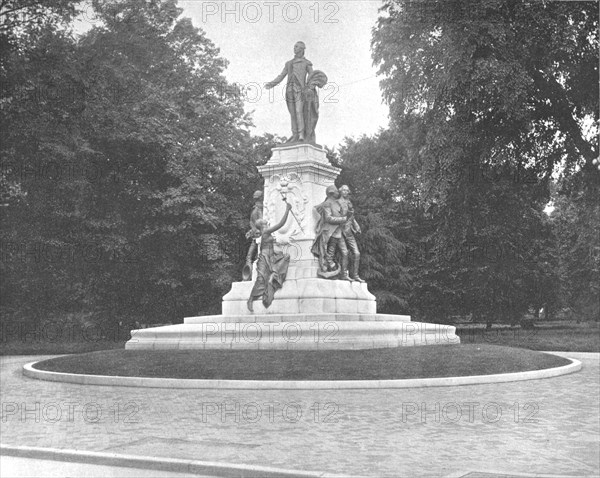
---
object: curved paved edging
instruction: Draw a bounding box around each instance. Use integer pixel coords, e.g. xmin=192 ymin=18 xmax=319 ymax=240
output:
xmin=22 ymin=353 xmax=582 ymax=389
xmin=0 ymin=445 xmax=350 ymax=477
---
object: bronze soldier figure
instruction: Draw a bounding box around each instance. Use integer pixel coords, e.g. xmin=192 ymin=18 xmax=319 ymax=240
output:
xmin=311 ymin=185 xmax=350 ymax=280
xmin=339 ymin=185 xmax=364 ymax=282
xmin=243 ymin=190 xmax=263 ymax=281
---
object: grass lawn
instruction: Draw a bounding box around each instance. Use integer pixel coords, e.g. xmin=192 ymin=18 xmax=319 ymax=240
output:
xmin=32 ymin=344 xmax=571 ymax=380
xmin=457 ymin=322 xmax=600 ymax=352
xmin=0 ymin=340 xmax=126 ymax=355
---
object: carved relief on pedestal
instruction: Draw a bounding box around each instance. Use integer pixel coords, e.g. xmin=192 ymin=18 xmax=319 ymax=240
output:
xmin=264 ymin=173 xmax=309 ymax=247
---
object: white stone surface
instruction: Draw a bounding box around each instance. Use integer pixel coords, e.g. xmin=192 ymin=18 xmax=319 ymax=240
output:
xmin=269 ymin=143 xmax=330 ymax=165
xmin=257 ymin=144 xmax=341 ymax=282
xmin=223 ymin=278 xmax=376 ymax=316
xmin=125 ymin=321 xmax=459 ymax=351
xmin=183 ymin=313 xmax=412 ymax=324
xmin=1 ymin=445 xmax=341 ymax=477
xmin=23 ymin=355 xmax=583 ymax=389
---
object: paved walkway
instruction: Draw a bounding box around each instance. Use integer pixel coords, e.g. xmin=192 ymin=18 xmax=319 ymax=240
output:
xmin=0 ymin=456 xmax=203 ymax=477
xmin=1 ymin=353 xmax=598 ymax=477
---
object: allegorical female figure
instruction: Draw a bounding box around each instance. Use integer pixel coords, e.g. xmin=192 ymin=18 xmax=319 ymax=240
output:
xmin=247 ymin=201 xmax=292 ymax=312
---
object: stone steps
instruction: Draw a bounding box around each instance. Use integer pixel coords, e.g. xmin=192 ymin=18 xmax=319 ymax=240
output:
xmin=183 ymin=313 xmax=411 ymax=323
xmin=125 ymin=321 xmax=459 ymax=350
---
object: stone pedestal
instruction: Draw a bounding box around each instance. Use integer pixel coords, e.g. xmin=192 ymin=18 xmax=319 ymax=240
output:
xmin=223 ymin=279 xmax=376 ymax=316
xmin=257 ymin=144 xmax=340 ymax=280
xmin=125 ymin=144 xmax=460 ymax=351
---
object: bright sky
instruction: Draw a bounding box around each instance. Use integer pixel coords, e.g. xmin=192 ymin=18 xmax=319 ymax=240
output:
xmin=179 ymin=0 xmax=390 ymax=148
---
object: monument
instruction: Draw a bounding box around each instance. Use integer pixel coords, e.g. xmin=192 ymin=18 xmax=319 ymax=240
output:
xmin=126 ymin=42 xmax=459 ymax=351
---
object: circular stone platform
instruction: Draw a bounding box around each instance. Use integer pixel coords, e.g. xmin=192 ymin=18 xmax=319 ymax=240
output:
xmin=22 ymin=347 xmax=581 ymax=389
xmin=126 ymin=316 xmax=459 ymax=350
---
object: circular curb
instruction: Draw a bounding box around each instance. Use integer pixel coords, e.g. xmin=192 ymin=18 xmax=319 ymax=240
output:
xmin=0 ymin=445 xmax=350 ymax=478
xmin=22 ymin=353 xmax=582 ymax=389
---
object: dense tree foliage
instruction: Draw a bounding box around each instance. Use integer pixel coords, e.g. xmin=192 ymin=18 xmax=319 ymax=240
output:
xmin=341 ymin=0 xmax=598 ymax=322
xmin=373 ymin=0 xmax=598 ymax=177
xmin=551 ymin=189 xmax=599 ymax=321
xmin=1 ymin=0 xmax=271 ymax=331
xmin=337 ymin=130 xmax=412 ymax=312
xmin=337 ymin=127 xmax=562 ymax=322
xmin=0 ymin=0 xmax=77 ymax=38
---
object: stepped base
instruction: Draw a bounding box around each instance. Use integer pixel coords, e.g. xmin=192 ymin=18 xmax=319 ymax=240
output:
xmin=126 ymin=316 xmax=460 ymax=351
xmin=222 ymin=278 xmax=377 ymax=315
xmin=183 ymin=313 xmax=411 ymax=323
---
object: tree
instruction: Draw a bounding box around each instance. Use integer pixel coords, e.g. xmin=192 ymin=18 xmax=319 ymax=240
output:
xmin=0 ymin=0 xmax=77 ymax=39
xmin=373 ymin=0 xmax=598 ymax=186
xmin=1 ymin=2 xmax=86 ymax=326
xmin=551 ymin=189 xmax=600 ymax=321
xmin=0 ymin=0 xmax=261 ymax=331
xmin=338 ymin=130 xmax=413 ymax=313
xmin=368 ymin=0 xmax=599 ymax=322
xmin=76 ymin=0 xmax=256 ymax=320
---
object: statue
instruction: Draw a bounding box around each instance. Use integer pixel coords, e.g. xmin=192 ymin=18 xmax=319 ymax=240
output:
xmin=243 ymin=190 xmax=264 ymax=281
xmin=247 ymin=200 xmax=293 ymax=312
xmin=265 ymin=41 xmax=328 ymax=144
xmin=303 ymin=70 xmax=328 ymax=144
xmin=311 ymin=186 xmax=350 ymax=280
xmin=339 ymin=185 xmax=364 ymax=282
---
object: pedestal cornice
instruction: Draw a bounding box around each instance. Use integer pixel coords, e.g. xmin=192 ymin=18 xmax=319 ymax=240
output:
xmin=257 ymin=160 xmax=340 ymax=182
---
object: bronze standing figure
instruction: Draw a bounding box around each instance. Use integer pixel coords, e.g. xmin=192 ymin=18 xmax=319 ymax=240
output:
xmin=339 ymin=185 xmax=364 ymax=282
xmin=265 ymin=41 xmax=327 ymax=144
xmin=243 ymin=190 xmax=264 ymax=281
xmin=311 ymin=186 xmax=350 ymax=280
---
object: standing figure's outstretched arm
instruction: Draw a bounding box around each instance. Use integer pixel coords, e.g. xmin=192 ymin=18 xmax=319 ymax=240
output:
xmin=265 ymin=65 xmax=287 ymax=89
xmin=265 ymin=202 xmax=292 ymax=234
